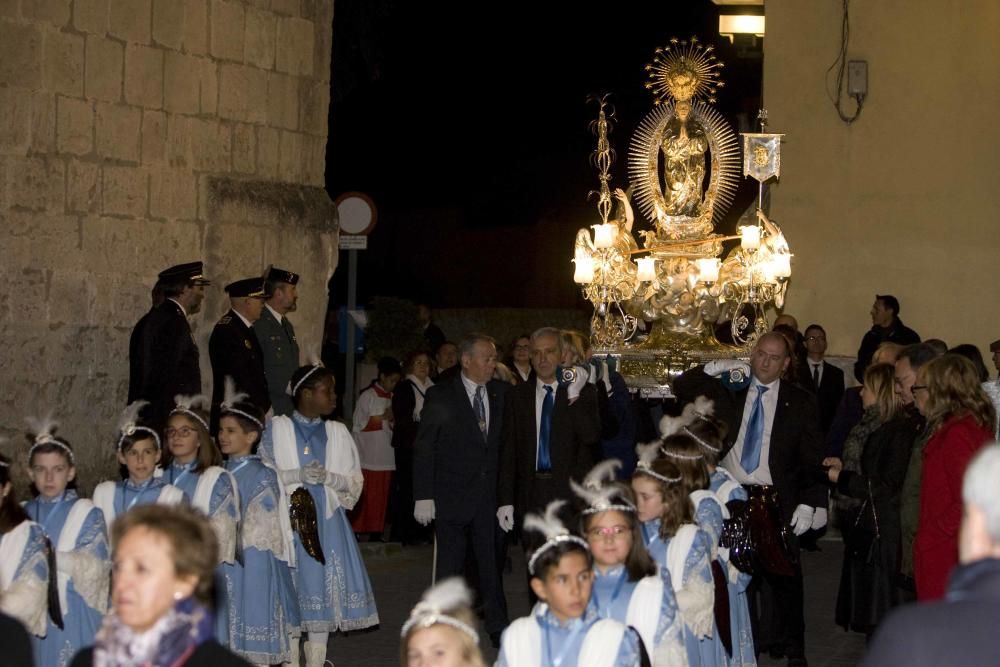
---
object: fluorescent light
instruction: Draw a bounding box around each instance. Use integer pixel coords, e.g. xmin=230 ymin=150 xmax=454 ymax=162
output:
xmin=719 ymin=14 xmax=765 ymax=41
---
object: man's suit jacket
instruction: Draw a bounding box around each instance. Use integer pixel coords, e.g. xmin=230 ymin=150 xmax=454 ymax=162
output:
xmin=253 ymin=307 xmax=299 ymax=416
xmin=674 ymin=367 xmax=826 ymax=523
xmin=413 ymin=376 xmax=507 ymax=523
xmin=135 ymin=299 xmax=201 ymax=427
xmin=498 ymin=380 xmax=601 ymax=518
xmin=803 ymin=360 xmax=845 ymax=433
xmin=127 ymin=306 xmax=155 ymax=404
xmin=209 ymin=310 xmax=270 ymax=431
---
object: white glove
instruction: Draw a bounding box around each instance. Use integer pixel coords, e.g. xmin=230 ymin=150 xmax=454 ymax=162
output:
xmin=302 ymin=460 xmax=327 ymax=485
xmin=704 ymin=359 xmax=751 ymax=377
xmin=497 ymin=505 xmax=514 ymax=532
xmin=279 ymin=468 xmax=305 ymax=485
xmin=324 ymin=471 xmax=350 ymax=492
xmin=566 ymin=365 xmax=589 ymax=403
xmin=414 ymin=499 xmax=435 ymax=526
xmin=789 ymin=504 xmax=815 ymax=536
xmin=811 ymin=507 xmax=828 ymax=531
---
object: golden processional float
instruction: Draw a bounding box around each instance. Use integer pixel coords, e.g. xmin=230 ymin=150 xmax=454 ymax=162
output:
xmin=572 ymin=38 xmax=788 ymax=395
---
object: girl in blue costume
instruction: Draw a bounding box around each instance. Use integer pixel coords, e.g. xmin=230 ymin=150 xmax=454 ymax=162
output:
xmin=683 ymin=398 xmax=756 ymax=667
xmin=0 ymin=451 xmax=52 ymax=648
xmin=572 ymin=460 xmax=687 ymax=666
xmin=632 ymin=444 xmax=716 ymax=667
xmin=262 ymin=363 xmax=378 ymax=667
xmin=499 ymin=500 xmax=646 ymax=667
xmin=93 ymin=401 xmax=185 ymax=525
xmin=218 ymin=387 xmax=301 ymax=666
xmin=23 ymin=418 xmax=109 ymax=667
xmin=162 ymin=393 xmax=240 ymax=647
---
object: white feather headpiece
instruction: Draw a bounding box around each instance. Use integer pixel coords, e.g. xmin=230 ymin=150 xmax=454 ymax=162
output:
xmin=170 ymin=394 xmax=211 ymax=432
xmin=116 ymin=401 xmax=160 ymax=451
xmin=658 ymin=396 xmax=716 ymax=437
xmin=570 ymin=459 xmax=635 ymax=515
xmin=219 ymin=377 xmax=263 ymax=429
xmin=288 ymin=349 xmax=325 ymax=397
xmin=634 ymin=441 xmax=681 ymax=485
xmin=25 ymin=413 xmax=74 ymax=463
xmin=682 ymin=396 xmax=721 ymax=454
xmin=400 ymin=578 xmax=478 ymax=643
xmin=524 ymin=500 xmax=590 ymax=575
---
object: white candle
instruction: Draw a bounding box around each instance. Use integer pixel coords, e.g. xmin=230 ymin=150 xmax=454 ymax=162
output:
xmin=573 ymin=256 xmax=595 ymax=284
xmin=740 ymin=225 xmax=761 ymax=250
xmin=773 ymin=253 xmax=791 ymax=278
xmin=593 ymin=223 xmax=617 ymax=249
xmin=636 ymin=257 xmax=656 ymax=282
xmin=696 ymin=258 xmax=721 ymax=283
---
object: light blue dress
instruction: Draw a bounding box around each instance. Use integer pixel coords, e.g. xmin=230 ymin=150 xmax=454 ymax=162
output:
xmin=692 ymin=493 xmax=730 ymax=667
xmin=0 ymin=521 xmax=50 ymax=642
xmin=24 ymin=492 xmax=107 ymax=667
xmin=110 ymin=477 xmax=187 ymax=514
xmin=642 ymin=518 xmax=715 ymax=667
xmin=165 ymin=462 xmax=239 ymax=646
xmin=225 ymin=454 xmax=300 ymax=664
xmin=498 ymin=604 xmax=644 ymax=667
xmin=710 ymin=469 xmax=756 ymax=666
xmin=590 ymin=565 xmax=682 ymax=658
xmin=261 ymin=413 xmax=379 ymax=632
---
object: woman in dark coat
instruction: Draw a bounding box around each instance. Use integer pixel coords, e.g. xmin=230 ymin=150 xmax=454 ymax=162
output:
xmin=824 ymin=362 xmax=914 ymax=636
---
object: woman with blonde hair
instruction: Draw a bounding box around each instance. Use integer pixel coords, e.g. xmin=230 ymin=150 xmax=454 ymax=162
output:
xmin=824 ymin=362 xmax=914 ymax=636
xmin=912 ymin=353 xmax=996 ymax=600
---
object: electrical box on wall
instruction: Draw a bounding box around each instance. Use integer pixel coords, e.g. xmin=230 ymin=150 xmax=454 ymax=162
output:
xmin=848 ymin=60 xmax=868 ymax=96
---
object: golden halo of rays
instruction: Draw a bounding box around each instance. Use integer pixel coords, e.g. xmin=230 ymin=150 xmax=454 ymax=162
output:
xmin=644 ymin=36 xmax=726 ymax=106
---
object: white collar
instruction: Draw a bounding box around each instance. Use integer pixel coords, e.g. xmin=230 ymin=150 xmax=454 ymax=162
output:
xmin=536 ymin=377 xmax=558 ymax=392
xmin=461 ymin=372 xmax=484 ymax=395
xmin=232 ymin=309 xmax=253 ymax=328
xmin=751 ymin=376 xmax=780 ymax=392
xmin=168 ymin=298 xmax=187 ymax=317
xmin=265 ymin=303 xmax=283 ymax=322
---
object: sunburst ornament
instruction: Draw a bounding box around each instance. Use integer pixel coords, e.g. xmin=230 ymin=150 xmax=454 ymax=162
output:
xmin=644 ymin=37 xmax=725 ymax=105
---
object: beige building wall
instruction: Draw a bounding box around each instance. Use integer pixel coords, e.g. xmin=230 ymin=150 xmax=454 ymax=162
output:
xmin=764 ymin=0 xmax=1000 ymax=358
xmin=0 ymin=0 xmax=338 ymax=489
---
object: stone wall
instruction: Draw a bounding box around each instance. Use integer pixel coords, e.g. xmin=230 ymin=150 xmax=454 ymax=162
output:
xmin=0 ymin=0 xmax=338 ymax=490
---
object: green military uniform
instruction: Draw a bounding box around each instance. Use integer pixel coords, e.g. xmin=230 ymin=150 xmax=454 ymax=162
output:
xmin=254 ymin=268 xmax=300 ymax=415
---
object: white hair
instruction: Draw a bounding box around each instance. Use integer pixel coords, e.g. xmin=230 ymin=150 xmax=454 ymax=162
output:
xmin=962 ymin=442 xmax=1000 ymax=543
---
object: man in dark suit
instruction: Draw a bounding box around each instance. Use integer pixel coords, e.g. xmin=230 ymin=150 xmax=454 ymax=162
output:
xmin=127 ymin=279 xmax=164 ymax=403
xmin=802 ymin=324 xmax=845 ymax=434
xmin=209 ymin=277 xmax=270 ymax=431
xmin=854 ymin=294 xmax=920 ymax=381
xmin=497 ymin=327 xmax=601 ymax=529
xmin=412 ymin=333 xmax=509 ymax=644
xmin=673 ymin=331 xmax=826 ymax=667
xmin=253 ymin=267 xmax=300 ymax=416
xmin=131 ymin=262 xmax=210 ymax=429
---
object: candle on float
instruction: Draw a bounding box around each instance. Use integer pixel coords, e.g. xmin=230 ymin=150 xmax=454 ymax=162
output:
xmin=696 ymin=257 xmax=721 ymax=283
xmin=593 ymin=223 xmax=617 ymax=249
xmin=740 ymin=225 xmax=761 ymax=250
xmin=573 ymin=255 xmax=595 ymax=284
xmin=636 ymin=257 xmax=656 ymax=282
xmin=773 ymin=253 xmax=791 ymax=278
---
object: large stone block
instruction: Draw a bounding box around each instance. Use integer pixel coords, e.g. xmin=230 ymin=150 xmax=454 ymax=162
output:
xmin=218 ymin=63 xmax=267 ymax=123
xmin=232 ymin=123 xmax=255 ymax=174
xmin=0 ymin=0 xmax=17 ymax=19
xmin=267 ymin=71 xmax=298 ymax=130
xmin=23 ymin=0 xmax=71 ymax=27
xmin=299 ymin=78 xmax=328 ymax=136
xmin=257 ymin=125 xmax=279 ymax=179
xmin=244 ymin=6 xmax=276 ymax=69
xmin=96 ymin=102 xmax=141 ymax=162
xmin=278 ymin=129 xmax=303 ymax=183
xmin=166 ymin=113 xmax=192 ymax=167
xmin=30 ymin=91 xmax=57 ymax=153
xmin=311 ymin=0 xmax=332 ymax=83
xmin=152 ymin=0 xmax=184 ymax=50
xmin=0 ymin=21 xmax=42 ymax=89
xmin=198 ymin=58 xmax=218 ymax=113
xmin=304 ymin=135 xmax=325 ymax=186
xmin=124 ymin=44 xmax=163 ymax=109
xmin=74 ymin=0 xmax=109 ymax=34
xmin=109 ymin=0 xmax=151 ymax=44
xmin=210 ymin=0 xmax=244 ymax=62
xmin=102 ymin=164 xmax=148 ymax=217
xmin=150 ymin=168 xmax=197 ymax=219
xmin=189 ymin=117 xmax=230 ymax=171
xmin=271 ymin=0 xmax=298 ymax=16
xmin=7 ymin=156 xmax=65 ymax=211
xmin=141 ymin=109 xmax=166 ymax=165
xmin=164 ymin=51 xmax=201 ymax=115
xmin=67 ymin=159 xmax=102 ymax=213
xmin=43 ymin=29 xmax=85 ymax=97
xmin=182 ymin=0 xmax=208 ymax=55
xmin=57 ymin=96 xmax=94 ymax=156
xmin=84 ymin=35 xmax=123 ymax=102
xmin=0 ymin=87 xmax=31 ymax=153
xmin=275 ymin=16 xmax=313 ymax=76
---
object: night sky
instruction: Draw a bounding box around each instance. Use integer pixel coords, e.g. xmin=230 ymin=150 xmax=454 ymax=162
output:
xmin=326 ymin=0 xmax=763 ymax=310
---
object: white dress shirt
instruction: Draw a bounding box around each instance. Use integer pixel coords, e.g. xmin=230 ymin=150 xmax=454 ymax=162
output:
xmin=808 ymin=360 xmax=823 ymax=386
xmin=722 ymin=377 xmax=781 ymax=485
xmin=535 ymin=378 xmax=559 ymax=469
xmin=461 ymin=372 xmax=489 ymax=431
xmin=265 ymin=303 xmax=284 ymax=323
xmin=232 ymin=309 xmax=253 ymax=329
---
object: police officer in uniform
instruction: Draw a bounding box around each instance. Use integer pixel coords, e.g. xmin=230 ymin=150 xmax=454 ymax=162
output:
xmin=253 ymin=267 xmax=301 ymax=416
xmin=209 ymin=277 xmax=271 ymax=431
xmin=131 ymin=262 xmax=210 ymax=429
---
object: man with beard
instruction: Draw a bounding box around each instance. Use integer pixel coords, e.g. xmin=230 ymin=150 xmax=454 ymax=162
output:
xmin=254 ymin=267 xmax=301 ymax=416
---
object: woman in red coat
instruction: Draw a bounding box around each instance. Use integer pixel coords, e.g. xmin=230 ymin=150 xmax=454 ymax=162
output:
xmin=913 ymin=353 xmax=996 ymax=600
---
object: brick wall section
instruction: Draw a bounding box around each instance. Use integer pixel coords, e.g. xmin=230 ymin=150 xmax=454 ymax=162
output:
xmin=0 ymin=0 xmax=337 ymax=489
